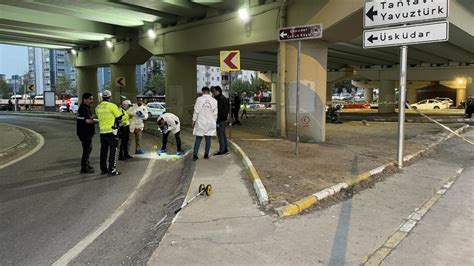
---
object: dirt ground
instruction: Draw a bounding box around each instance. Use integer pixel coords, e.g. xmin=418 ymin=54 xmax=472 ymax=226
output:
xmin=231 ymin=118 xmax=466 ymax=208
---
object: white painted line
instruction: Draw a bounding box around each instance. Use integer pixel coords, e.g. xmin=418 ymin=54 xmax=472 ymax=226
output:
xmin=0 ymin=124 xmax=45 ymax=170
xmin=53 ymin=159 xmax=157 ymax=266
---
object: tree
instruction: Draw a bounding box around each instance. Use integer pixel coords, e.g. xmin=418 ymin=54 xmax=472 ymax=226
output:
xmin=145 ymin=62 xmax=165 ymax=95
xmin=53 ymin=75 xmax=72 ymax=99
xmin=103 ymin=82 xmax=111 ymax=91
xmin=249 ymin=74 xmax=270 ymax=93
xmin=0 ymin=79 xmax=10 ymax=99
xmin=231 ymin=79 xmax=252 ymax=95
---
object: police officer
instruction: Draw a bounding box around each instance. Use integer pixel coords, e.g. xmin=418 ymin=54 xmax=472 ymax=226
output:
xmin=119 ymin=100 xmax=133 ymax=160
xmin=95 ymin=90 xmax=122 ymax=176
xmin=77 ymin=92 xmax=96 ymax=174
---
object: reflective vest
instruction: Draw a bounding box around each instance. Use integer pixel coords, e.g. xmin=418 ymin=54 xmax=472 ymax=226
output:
xmin=96 ymin=101 xmax=122 ymax=134
xmin=121 ymin=107 xmax=129 ymax=126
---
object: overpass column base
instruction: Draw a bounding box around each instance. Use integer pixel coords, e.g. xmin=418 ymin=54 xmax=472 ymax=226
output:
xmin=285 ymin=41 xmax=327 ymax=142
xmin=165 ymin=55 xmax=197 ymax=125
xmin=77 ymin=66 xmax=99 ymax=110
xmin=378 ymin=80 xmax=396 ymax=114
xmin=110 ymin=64 xmax=137 ymax=104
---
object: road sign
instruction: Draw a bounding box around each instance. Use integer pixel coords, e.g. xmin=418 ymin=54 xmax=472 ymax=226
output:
xmin=220 ymin=50 xmax=240 ymax=72
xmin=278 ymin=24 xmax=322 ymax=42
xmin=364 ymin=0 xmax=448 ymax=28
xmin=115 ymin=77 xmax=126 ymax=87
xmin=363 ymin=21 xmax=448 ymax=49
xmin=27 ymin=84 xmax=35 ymax=92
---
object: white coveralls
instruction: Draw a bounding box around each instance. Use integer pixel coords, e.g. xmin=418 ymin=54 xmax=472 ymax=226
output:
xmin=192 ymin=94 xmax=217 ymax=136
xmin=127 ymin=103 xmax=149 ymax=152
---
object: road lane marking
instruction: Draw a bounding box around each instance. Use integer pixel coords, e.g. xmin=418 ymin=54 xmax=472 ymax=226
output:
xmin=53 ymin=158 xmax=157 ymax=266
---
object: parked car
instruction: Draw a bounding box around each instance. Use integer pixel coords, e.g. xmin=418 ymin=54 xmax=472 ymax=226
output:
xmin=434 ymin=97 xmax=453 ymax=107
xmin=147 ymin=102 xmax=166 ymax=117
xmin=410 ymin=99 xmax=449 ymax=110
xmin=10 ymin=94 xmax=30 ymax=100
xmin=59 ymin=97 xmax=79 ymax=113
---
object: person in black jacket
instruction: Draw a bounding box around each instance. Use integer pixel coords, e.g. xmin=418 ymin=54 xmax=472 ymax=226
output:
xmin=211 ymin=86 xmax=229 ymax=155
xmin=231 ymin=93 xmax=242 ymax=125
xmin=77 ymin=93 xmax=97 ymax=174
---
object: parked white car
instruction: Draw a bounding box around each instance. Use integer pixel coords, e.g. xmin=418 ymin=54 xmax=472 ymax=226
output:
xmin=146 ymin=102 xmax=166 ymax=117
xmin=434 ymin=97 xmax=454 ymax=107
xmin=410 ymin=99 xmax=449 ymax=110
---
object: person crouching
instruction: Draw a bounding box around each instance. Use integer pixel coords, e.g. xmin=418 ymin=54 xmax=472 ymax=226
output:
xmin=157 ymin=113 xmax=184 ymax=156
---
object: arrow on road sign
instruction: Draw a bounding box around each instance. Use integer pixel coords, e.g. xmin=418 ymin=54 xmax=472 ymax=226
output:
xmin=116 ymin=77 xmax=125 ymax=87
xmin=365 ymin=6 xmax=378 ymax=21
xmin=223 ymin=52 xmax=238 ymax=69
xmin=27 ymin=84 xmax=35 ymax=92
xmin=367 ymin=35 xmax=378 ymax=43
xmin=279 ymin=32 xmax=288 ymax=39
xmin=220 ymin=50 xmax=240 ymax=72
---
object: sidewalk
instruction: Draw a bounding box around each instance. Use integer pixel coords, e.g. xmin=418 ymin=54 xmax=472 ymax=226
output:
xmin=147 ymin=129 xmax=473 ymax=265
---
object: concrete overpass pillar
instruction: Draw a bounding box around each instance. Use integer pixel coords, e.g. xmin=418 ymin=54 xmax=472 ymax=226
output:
xmin=467 ymin=79 xmax=474 ymax=99
xmin=110 ymin=64 xmax=137 ymax=104
xmin=379 ymin=80 xmax=396 ymax=113
xmin=285 ymin=41 xmax=328 ymax=142
xmin=276 ymin=42 xmax=287 ymax=138
xmin=456 ymin=87 xmax=466 ymax=106
xmin=406 ymin=85 xmax=418 ymax=105
xmin=365 ymin=88 xmax=374 ymax=103
xmin=77 ymin=66 xmax=98 ymax=110
xmin=165 ymin=55 xmax=197 ymax=125
xmin=271 ymin=82 xmax=277 ymax=111
xmin=326 ymin=82 xmax=333 ymax=106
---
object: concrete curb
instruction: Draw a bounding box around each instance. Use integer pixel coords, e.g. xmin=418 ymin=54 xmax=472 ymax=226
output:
xmin=228 ymin=139 xmax=269 ymax=206
xmin=276 ymin=124 xmax=470 ymax=217
xmin=341 ymin=117 xmax=473 ymax=123
xmin=0 ymin=123 xmax=45 ymax=170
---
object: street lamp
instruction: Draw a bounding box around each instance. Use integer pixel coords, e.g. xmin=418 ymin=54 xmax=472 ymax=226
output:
xmin=238 ymin=8 xmax=250 ymax=22
xmin=147 ymin=29 xmax=156 ymax=39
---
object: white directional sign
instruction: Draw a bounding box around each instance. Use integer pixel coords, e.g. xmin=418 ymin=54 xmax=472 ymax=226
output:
xmin=364 ymin=0 xmax=449 ymax=28
xmin=363 ymin=21 xmax=448 ymax=49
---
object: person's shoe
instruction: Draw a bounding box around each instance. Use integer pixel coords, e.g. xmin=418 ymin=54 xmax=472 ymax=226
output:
xmin=158 ymin=149 xmax=167 ymax=154
xmin=118 ymin=157 xmax=126 ymax=161
xmin=176 ymin=151 xmax=185 ymax=156
xmin=125 ymin=155 xmax=133 ymax=159
xmin=87 ymin=165 xmax=94 ymax=171
xmin=109 ymin=169 xmax=121 ymax=176
xmin=100 ymin=170 xmax=108 ymax=175
xmin=214 ymin=151 xmax=228 ymax=156
xmin=204 ymin=154 xmax=209 ymax=159
xmin=192 ymin=155 xmax=199 ymax=161
xmin=135 ymin=150 xmax=145 ymax=155
xmin=80 ymin=168 xmax=94 ymax=174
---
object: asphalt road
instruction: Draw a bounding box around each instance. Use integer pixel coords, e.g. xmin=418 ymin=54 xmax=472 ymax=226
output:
xmin=0 ymin=115 xmax=193 ymax=265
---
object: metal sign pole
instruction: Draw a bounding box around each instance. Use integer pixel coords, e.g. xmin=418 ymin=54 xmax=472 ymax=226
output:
xmin=296 ymin=40 xmax=301 ymax=155
xmin=228 ymin=72 xmax=232 ymax=139
xmin=397 ymin=45 xmax=408 ymax=168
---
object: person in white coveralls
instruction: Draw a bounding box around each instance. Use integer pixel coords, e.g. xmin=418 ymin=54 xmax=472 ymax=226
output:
xmin=192 ymin=87 xmax=218 ymax=161
xmin=128 ymin=97 xmax=149 ymax=154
